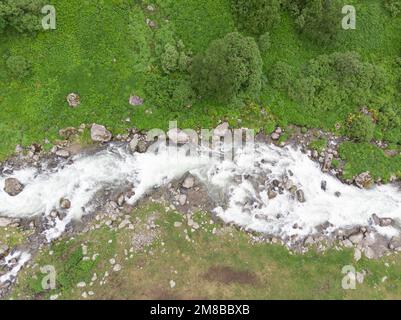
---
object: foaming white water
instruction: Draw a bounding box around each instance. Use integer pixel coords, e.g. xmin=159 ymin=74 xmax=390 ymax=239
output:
xmin=0 ymin=143 xmax=401 ymax=241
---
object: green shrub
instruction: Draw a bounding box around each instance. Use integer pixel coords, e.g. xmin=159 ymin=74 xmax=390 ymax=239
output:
xmin=0 ymin=0 xmax=46 ymax=34
xmin=191 ymin=32 xmax=263 ymax=103
xmin=6 ymin=55 xmax=31 ymax=79
xmin=286 ymin=0 xmax=342 ymax=43
xmin=269 ymin=61 xmax=293 ymax=90
xmin=347 ymin=114 xmax=376 ymax=142
xmin=161 ymin=43 xmax=180 ymax=73
xmin=230 ymin=0 xmax=281 ymax=35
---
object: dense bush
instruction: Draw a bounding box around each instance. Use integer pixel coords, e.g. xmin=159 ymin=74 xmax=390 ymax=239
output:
xmin=6 ymin=55 xmax=31 ymax=79
xmin=286 ymin=0 xmax=342 ymax=43
xmin=145 ymin=73 xmax=194 ymax=111
xmin=160 ymin=40 xmax=191 ymax=74
xmin=384 ymin=0 xmax=401 ymax=16
xmin=0 ymin=0 xmax=46 ymax=34
xmin=377 ymin=104 xmax=401 ymax=143
xmin=275 ymin=52 xmax=387 ymax=113
xmin=347 ymin=113 xmax=376 ymax=142
xmin=269 ymin=61 xmax=293 ymax=90
xmin=230 ymin=0 xmax=282 ymax=35
xmin=191 ymin=32 xmax=263 ymax=103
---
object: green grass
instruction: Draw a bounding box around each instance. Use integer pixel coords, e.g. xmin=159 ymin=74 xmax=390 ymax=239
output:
xmin=309 ymin=138 xmax=328 ymax=153
xmin=339 ymin=141 xmax=401 ymax=181
xmin=10 ymin=202 xmax=401 ymax=300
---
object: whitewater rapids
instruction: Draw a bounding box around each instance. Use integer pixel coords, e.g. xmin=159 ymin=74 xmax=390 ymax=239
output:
xmin=0 ymin=142 xmax=401 ymax=240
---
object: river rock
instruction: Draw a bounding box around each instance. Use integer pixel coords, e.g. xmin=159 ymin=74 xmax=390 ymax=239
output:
xmin=55 ymin=149 xmax=70 ymax=158
xmin=182 ymin=175 xmax=195 ymax=189
xmin=60 ymin=198 xmax=71 ymax=209
xmin=167 ymin=128 xmax=189 ymax=145
xmin=296 ymin=189 xmax=306 ymax=203
xmin=66 ymin=93 xmax=80 ymax=108
xmin=271 ymin=132 xmax=280 ymax=140
xmin=129 ymin=135 xmax=139 ymax=153
xmin=349 ymin=232 xmax=364 ymax=245
xmin=322 ymin=154 xmax=333 ymax=172
xmin=354 ymin=172 xmax=373 ymax=189
xmin=388 ymin=236 xmax=401 ymax=251
xmin=267 ymin=188 xmax=277 ymax=199
xmin=321 ymin=180 xmax=327 ymax=191
xmin=137 ymin=140 xmax=148 ymax=153
xmin=91 ymin=124 xmax=112 ymax=142
xmin=4 ymin=178 xmax=24 ymax=196
xmin=178 ymin=194 xmax=187 ymax=206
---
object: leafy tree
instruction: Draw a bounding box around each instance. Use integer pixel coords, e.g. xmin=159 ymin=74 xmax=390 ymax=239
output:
xmin=191 ymin=32 xmax=263 ymax=103
xmin=0 ymin=0 xmax=45 ymax=34
xmin=286 ymin=0 xmax=342 ymax=43
xmin=230 ymin=0 xmax=282 ymax=35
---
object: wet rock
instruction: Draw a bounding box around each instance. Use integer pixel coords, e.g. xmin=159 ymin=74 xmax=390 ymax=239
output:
xmin=167 ymin=128 xmax=189 ymax=145
xmin=182 ymin=175 xmax=195 ymax=189
xmin=129 ymin=135 xmax=139 ymax=153
xmin=389 ymin=237 xmax=401 ymax=251
xmin=321 ymin=180 xmax=327 ymax=191
xmin=296 ymin=189 xmax=306 ymax=203
xmin=304 ymin=236 xmax=314 ymax=246
xmin=271 ymin=132 xmax=280 ymax=140
xmin=117 ymin=193 xmax=125 ymax=207
xmin=349 ymin=232 xmax=364 ymax=245
xmin=137 ymin=140 xmax=148 ymax=153
xmin=334 ymin=191 xmax=341 ymax=197
xmin=267 ymin=188 xmax=277 ymax=200
xmin=60 ymin=198 xmax=71 ymax=210
xmin=322 ymin=153 xmax=333 ymax=172
xmin=354 ymin=248 xmax=362 ymax=262
xmin=129 ymin=95 xmax=144 ymax=106
xmin=90 ymin=124 xmax=112 ymax=142
xmin=364 ymin=247 xmax=375 ymax=259
xmin=354 ymin=172 xmax=373 ymax=189
xmin=55 ymin=149 xmax=70 ymax=158
xmin=66 ymin=93 xmax=80 ymax=108
xmin=4 ymin=178 xmax=24 ymax=196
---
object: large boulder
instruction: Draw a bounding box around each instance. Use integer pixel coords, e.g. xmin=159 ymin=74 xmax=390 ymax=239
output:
xmin=354 ymin=172 xmax=374 ymax=189
xmin=4 ymin=178 xmax=24 ymax=196
xmin=90 ymin=124 xmax=112 ymax=142
xmin=167 ymin=128 xmax=189 ymax=145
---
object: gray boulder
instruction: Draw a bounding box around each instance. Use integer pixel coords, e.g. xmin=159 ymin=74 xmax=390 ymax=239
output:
xmin=4 ymin=178 xmax=24 ymax=196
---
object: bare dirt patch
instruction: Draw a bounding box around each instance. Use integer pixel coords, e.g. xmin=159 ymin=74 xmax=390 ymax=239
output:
xmin=203 ymin=266 xmax=259 ymax=286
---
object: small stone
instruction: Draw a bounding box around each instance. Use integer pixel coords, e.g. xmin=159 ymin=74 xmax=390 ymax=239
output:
xmin=0 ymin=217 xmax=13 ymax=227
xmin=169 ymin=280 xmax=176 ymax=288
xmin=77 ymin=282 xmax=86 ymax=288
xmin=174 ymin=222 xmax=182 ymax=228
xmin=66 ymin=93 xmax=80 ymax=108
xmin=60 ymin=198 xmax=71 ymax=209
xmin=4 ymin=178 xmax=24 ymax=196
xmin=296 ymin=189 xmax=306 ymax=203
xmin=321 ymin=180 xmax=327 ymax=191
xmin=271 ymin=132 xmax=280 ymax=140
xmin=109 ymin=258 xmax=116 ymax=265
xmin=213 ymin=122 xmax=230 ymax=137
xmin=178 ymin=194 xmax=187 ymax=206
xmin=137 ymin=140 xmax=148 ymax=153
xmin=129 ymin=95 xmax=144 ymax=106
xmin=113 ymin=264 xmax=121 ymax=272
xmin=356 ymin=272 xmax=364 ymax=284
xmin=167 ymin=128 xmax=189 ymax=145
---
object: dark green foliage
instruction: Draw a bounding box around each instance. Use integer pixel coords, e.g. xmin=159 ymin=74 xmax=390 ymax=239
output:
xmin=0 ymin=0 xmax=46 ymax=34
xmin=6 ymin=55 xmax=31 ymax=79
xmin=230 ymin=0 xmax=282 ymax=35
xmin=269 ymin=61 xmax=293 ymax=90
xmin=161 ymin=40 xmax=191 ymax=74
xmin=384 ymin=0 xmax=401 ymax=16
xmin=376 ymin=104 xmax=401 ymax=143
xmin=274 ymin=51 xmax=387 ymax=116
xmin=347 ymin=113 xmax=376 ymax=142
xmin=145 ymin=74 xmax=194 ymax=111
xmin=258 ymin=32 xmax=271 ymax=54
xmin=286 ymin=0 xmax=343 ymax=43
xmin=191 ymin=32 xmax=263 ymax=103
